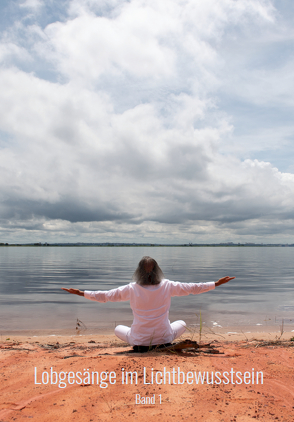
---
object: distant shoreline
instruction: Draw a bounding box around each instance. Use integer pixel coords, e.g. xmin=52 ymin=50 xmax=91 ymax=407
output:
xmin=1 ymin=243 xmax=294 ymax=247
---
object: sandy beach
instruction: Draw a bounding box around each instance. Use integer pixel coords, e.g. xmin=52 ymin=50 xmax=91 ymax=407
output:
xmin=1 ymin=330 xmax=294 ymax=422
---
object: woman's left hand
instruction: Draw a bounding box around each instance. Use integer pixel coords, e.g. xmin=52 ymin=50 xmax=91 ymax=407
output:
xmin=215 ymin=276 xmax=235 ymax=287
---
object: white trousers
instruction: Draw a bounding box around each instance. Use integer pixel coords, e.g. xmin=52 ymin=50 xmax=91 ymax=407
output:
xmin=114 ymin=320 xmax=187 ymax=345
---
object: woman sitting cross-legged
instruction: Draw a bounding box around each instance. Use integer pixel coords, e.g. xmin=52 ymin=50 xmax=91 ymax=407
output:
xmin=62 ymin=256 xmax=234 ymax=349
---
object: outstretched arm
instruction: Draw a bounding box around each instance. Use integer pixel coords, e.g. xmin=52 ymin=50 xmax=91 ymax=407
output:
xmin=62 ymin=288 xmax=84 ymax=297
xmin=62 ymin=284 xmax=131 ymax=302
xmin=215 ymin=276 xmax=235 ymax=287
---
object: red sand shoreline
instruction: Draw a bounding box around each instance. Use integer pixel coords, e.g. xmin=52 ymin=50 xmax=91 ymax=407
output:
xmin=1 ymin=332 xmax=294 ymax=421
xmin=1 ymin=321 xmax=293 ymax=339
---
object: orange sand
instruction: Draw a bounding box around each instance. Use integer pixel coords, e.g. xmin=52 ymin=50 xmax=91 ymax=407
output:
xmin=1 ymin=332 xmax=294 ymax=422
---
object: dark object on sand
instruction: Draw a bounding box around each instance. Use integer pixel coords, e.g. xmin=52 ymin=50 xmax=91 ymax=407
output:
xmin=132 ymin=339 xmax=222 ymax=354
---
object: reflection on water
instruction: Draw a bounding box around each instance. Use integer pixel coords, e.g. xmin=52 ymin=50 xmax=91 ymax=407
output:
xmin=0 ymin=246 xmax=293 ymax=333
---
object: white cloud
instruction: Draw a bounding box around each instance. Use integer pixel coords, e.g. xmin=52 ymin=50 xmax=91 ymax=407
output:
xmin=1 ymin=0 xmax=294 ymax=243
xmin=37 ymin=0 xmax=275 ymax=88
xmin=40 ymin=9 xmax=176 ymax=83
xmin=0 ymin=42 xmax=31 ymax=65
xmin=20 ymin=0 xmax=43 ymax=10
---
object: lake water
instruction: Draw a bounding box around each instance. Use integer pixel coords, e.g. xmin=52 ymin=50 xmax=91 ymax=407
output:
xmin=0 ymin=246 xmax=293 ymax=336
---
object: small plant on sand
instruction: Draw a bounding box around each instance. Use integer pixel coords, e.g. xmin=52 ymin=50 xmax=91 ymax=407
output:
xmin=186 ymin=312 xmax=226 ymax=344
xmin=76 ymin=318 xmax=87 ymax=334
xmin=275 ymin=318 xmax=284 ymax=340
xmin=185 ymin=311 xmax=203 ymax=343
xmin=192 ymin=310 xmax=203 ymax=343
xmin=240 ymin=330 xmax=248 ymax=341
xmin=198 ymin=310 xmax=203 ymax=343
xmin=280 ymin=318 xmax=284 ymax=338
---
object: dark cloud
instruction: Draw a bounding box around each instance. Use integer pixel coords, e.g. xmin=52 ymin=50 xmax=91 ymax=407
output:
xmin=1 ymin=197 xmax=135 ymax=223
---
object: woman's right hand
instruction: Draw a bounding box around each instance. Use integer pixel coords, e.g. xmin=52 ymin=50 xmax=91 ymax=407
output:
xmin=62 ymin=288 xmax=84 ymax=296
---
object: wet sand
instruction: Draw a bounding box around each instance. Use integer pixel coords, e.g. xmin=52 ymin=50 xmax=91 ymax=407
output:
xmin=1 ymin=330 xmax=294 ymax=422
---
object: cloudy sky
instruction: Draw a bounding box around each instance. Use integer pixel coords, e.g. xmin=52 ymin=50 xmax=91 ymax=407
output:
xmin=0 ymin=0 xmax=294 ymax=244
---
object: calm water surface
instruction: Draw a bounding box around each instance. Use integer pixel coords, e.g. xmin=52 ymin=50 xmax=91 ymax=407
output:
xmin=0 ymin=246 xmax=293 ymax=334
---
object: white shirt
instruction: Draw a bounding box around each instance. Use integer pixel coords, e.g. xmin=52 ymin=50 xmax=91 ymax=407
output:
xmin=84 ymin=279 xmax=215 ymax=346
